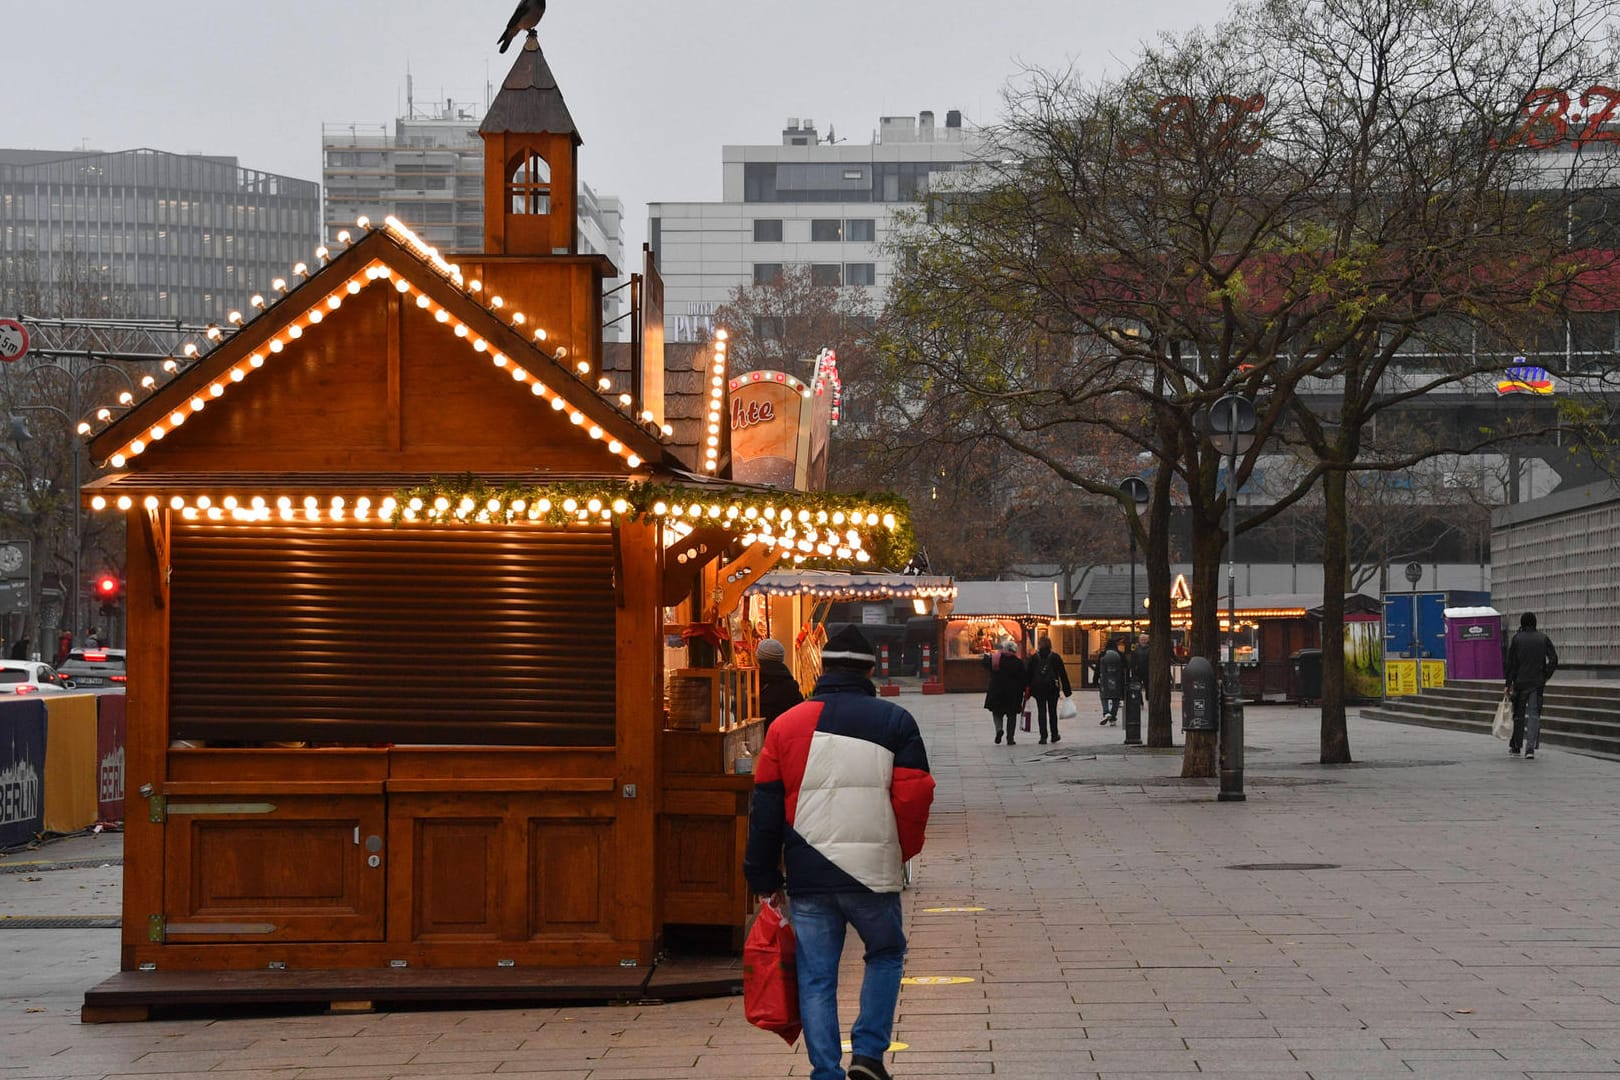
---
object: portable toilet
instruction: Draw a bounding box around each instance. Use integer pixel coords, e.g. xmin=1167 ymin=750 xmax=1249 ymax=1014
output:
xmin=1444 ymin=606 xmax=1503 ymax=681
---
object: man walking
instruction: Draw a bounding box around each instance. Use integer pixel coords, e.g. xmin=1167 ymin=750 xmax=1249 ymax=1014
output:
xmin=744 ymin=625 xmax=936 ymax=1080
xmin=1506 ymin=612 xmax=1558 ymax=760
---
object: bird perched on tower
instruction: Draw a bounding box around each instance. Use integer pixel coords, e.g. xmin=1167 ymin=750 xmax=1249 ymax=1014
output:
xmin=498 ymin=0 xmax=546 ymax=53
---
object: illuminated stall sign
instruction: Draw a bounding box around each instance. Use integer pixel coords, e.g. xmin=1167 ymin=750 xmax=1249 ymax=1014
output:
xmin=729 ymin=368 xmax=835 ymax=490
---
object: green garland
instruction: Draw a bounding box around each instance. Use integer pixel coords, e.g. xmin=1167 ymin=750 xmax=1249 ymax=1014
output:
xmin=390 ymin=475 xmax=917 ymax=571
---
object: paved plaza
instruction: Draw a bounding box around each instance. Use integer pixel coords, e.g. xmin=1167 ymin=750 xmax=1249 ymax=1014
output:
xmin=4 ymin=693 xmax=1620 ymax=1078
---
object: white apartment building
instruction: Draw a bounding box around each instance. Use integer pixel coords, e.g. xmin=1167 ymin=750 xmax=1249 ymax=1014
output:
xmin=323 ymin=98 xmax=628 ymax=338
xmin=648 ymin=110 xmax=984 ymax=343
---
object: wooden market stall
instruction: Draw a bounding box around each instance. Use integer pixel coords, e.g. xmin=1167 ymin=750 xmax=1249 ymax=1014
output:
xmin=1067 ymin=571 xmax=1382 ymax=700
xmin=738 ymin=570 xmax=956 ymax=691
xmin=941 ymin=581 xmax=1059 ymax=694
xmin=76 ymin=39 xmax=910 ymax=1019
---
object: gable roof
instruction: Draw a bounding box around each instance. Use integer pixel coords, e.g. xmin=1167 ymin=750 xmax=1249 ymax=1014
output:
xmin=952 ymin=580 xmax=1061 ymax=619
xmin=86 ymin=218 xmax=667 ymax=473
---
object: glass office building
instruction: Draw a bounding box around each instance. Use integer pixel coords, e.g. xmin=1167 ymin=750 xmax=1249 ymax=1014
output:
xmin=0 ymin=148 xmax=320 ymax=324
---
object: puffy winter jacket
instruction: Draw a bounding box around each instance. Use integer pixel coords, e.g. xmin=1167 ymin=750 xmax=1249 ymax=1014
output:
xmin=744 ymin=668 xmax=935 ymax=897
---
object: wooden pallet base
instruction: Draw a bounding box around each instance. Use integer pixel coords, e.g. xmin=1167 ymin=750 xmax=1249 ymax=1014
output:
xmin=81 ymin=955 xmax=743 ymax=1023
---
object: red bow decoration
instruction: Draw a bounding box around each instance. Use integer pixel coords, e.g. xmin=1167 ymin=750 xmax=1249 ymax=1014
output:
xmin=680 ymin=622 xmax=726 ymax=648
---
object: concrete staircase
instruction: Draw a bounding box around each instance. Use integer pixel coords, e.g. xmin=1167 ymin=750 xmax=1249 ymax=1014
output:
xmin=1360 ymin=679 xmax=1620 ymax=758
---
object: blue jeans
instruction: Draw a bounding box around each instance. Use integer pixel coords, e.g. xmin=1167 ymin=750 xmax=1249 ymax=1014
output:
xmin=791 ymin=891 xmax=906 ymax=1080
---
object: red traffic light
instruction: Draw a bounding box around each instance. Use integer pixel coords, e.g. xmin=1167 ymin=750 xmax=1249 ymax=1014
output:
xmin=95 ymin=575 xmax=121 ymax=597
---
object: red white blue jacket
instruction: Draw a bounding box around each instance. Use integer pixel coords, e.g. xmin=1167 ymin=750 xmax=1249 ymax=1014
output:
xmin=744 ymin=669 xmax=935 ymax=896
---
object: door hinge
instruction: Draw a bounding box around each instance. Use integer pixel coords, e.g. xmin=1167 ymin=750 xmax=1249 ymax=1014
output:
xmin=147 ymin=794 xmax=166 ymax=823
xmin=147 ymin=914 xmax=165 ymax=943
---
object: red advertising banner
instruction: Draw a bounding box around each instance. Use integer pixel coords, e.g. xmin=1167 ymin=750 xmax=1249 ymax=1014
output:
xmin=96 ymin=694 xmax=127 ymax=822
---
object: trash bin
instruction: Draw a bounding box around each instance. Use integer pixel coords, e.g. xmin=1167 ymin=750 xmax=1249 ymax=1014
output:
xmin=1291 ymin=648 xmax=1323 ymax=703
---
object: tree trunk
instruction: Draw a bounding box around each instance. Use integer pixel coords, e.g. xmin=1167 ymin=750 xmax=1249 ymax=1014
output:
xmin=1319 ymin=468 xmax=1354 ymax=763
xmin=1144 ymin=470 xmax=1175 ymax=747
xmin=1182 ymin=517 xmax=1224 ymax=778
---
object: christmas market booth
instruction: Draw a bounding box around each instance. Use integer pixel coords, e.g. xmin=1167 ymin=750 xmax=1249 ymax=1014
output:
xmin=75 ymin=38 xmax=913 ymax=1020
xmin=942 ymin=581 xmax=1059 ymax=693
xmin=740 ymin=570 xmax=956 ymax=692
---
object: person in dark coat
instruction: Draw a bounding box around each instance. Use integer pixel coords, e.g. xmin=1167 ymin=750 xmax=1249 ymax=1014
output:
xmin=1095 ymin=639 xmax=1126 ymax=725
xmin=981 ymin=640 xmax=1027 ymax=746
xmin=1026 ymin=635 xmax=1073 ymax=745
xmin=756 ymin=637 xmax=804 ymax=733
xmin=1505 ymin=612 xmax=1558 ymax=759
xmin=1128 ymin=633 xmax=1150 ymax=690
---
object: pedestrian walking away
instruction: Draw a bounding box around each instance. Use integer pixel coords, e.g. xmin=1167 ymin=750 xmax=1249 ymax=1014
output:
xmin=1505 ymin=611 xmax=1558 ymax=760
xmin=1026 ymin=635 xmax=1072 ymax=744
xmin=1129 ymin=633 xmax=1150 ymax=690
xmin=744 ymin=624 xmax=937 ymax=1080
xmin=756 ymin=637 xmax=805 ymax=734
xmin=980 ymin=640 xmax=1027 ymax=746
xmin=1095 ymin=639 xmax=1126 ymax=725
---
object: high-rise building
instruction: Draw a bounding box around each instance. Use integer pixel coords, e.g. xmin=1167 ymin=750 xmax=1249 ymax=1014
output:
xmin=323 ymin=99 xmax=628 ymax=338
xmin=0 ymin=148 xmax=320 ymax=323
xmin=648 ymin=110 xmax=985 ymax=342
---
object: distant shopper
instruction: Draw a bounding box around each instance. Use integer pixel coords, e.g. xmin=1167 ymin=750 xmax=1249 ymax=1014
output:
xmin=1506 ymin=612 xmax=1558 ymax=760
xmin=1129 ymin=633 xmax=1150 ymax=690
xmin=744 ymin=624 xmax=935 ymax=1080
xmin=755 ymin=638 xmax=803 ymax=732
xmin=1095 ymin=640 xmax=1126 ymax=725
xmin=8 ymin=637 xmax=28 ymax=661
xmin=981 ymin=640 xmax=1027 ymax=746
xmin=1026 ymin=635 xmax=1072 ymax=745
xmin=55 ymin=629 xmax=73 ymax=667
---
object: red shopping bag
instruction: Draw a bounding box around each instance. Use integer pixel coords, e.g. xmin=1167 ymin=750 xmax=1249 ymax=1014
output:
xmin=1022 ymin=707 xmax=1032 ymax=732
xmin=743 ymin=897 xmax=801 ymax=1045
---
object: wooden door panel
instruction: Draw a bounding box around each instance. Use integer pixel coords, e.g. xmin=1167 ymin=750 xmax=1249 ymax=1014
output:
xmin=389 ymin=791 xmax=619 ymax=947
xmin=162 ymin=795 xmax=385 ymax=942
xmin=659 ymin=815 xmax=744 ymax=925
xmin=411 ymin=818 xmax=505 ymax=941
xmin=528 ymin=818 xmax=615 ymax=940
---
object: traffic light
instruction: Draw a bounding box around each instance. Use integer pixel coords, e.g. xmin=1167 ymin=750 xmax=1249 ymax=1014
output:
xmin=94 ymin=573 xmax=123 ymax=615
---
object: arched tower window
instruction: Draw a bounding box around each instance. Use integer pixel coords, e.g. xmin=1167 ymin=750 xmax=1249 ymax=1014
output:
xmin=508 ymin=150 xmax=552 ymax=215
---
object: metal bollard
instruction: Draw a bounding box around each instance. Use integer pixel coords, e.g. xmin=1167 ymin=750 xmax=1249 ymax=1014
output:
xmin=1218 ymin=684 xmax=1246 ymax=802
xmin=1123 ymin=677 xmax=1143 ymax=745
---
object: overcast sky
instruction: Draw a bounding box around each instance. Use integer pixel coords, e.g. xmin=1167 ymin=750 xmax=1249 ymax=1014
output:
xmin=10 ymin=0 xmax=1217 ymax=260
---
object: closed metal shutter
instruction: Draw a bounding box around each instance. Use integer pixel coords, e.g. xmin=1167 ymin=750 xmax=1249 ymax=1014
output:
xmin=169 ymin=523 xmax=617 ymax=745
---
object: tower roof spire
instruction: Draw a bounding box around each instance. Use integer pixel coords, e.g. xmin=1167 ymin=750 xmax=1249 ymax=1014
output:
xmin=480 ymin=39 xmax=581 ymax=145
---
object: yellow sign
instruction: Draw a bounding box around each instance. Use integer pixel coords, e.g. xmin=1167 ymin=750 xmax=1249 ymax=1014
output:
xmin=921 ymin=906 xmax=986 ymax=914
xmin=900 ymin=976 xmax=975 ymax=986
xmin=1386 ymin=660 xmax=1446 ymax=695
xmin=1386 ymin=660 xmax=1418 ymax=695
xmin=842 ymin=1040 xmax=909 ymax=1052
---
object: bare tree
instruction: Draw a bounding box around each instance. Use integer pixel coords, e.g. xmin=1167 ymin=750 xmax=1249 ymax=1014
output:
xmin=882 ymin=0 xmax=1619 ymax=771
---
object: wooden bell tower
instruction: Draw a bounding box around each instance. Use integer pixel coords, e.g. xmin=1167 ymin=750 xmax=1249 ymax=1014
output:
xmin=480 ymin=36 xmax=581 ymax=256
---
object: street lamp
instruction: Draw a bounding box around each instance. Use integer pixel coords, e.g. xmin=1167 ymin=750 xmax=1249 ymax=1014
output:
xmin=1118 ymin=476 xmax=1150 ymax=746
xmin=1206 ymin=393 xmax=1256 ymax=802
xmin=8 ymin=360 xmax=136 ymax=641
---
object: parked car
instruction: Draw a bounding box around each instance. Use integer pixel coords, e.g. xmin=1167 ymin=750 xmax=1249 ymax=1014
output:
xmin=56 ymin=648 xmax=127 ymax=690
xmin=0 ymin=660 xmax=78 ymax=694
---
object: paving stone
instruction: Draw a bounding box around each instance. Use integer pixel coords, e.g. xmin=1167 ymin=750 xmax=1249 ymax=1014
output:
xmin=8 ymin=702 xmax=1620 ymax=1077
